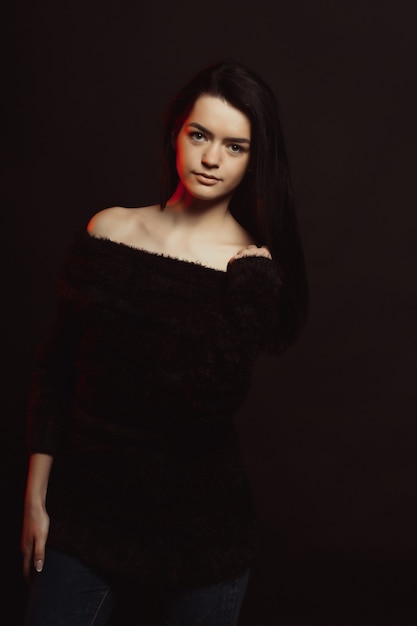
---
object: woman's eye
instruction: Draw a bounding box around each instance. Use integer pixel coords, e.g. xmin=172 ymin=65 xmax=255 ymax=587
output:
xmin=229 ymin=144 xmax=244 ymax=154
xmin=190 ymin=131 xmax=206 ymax=142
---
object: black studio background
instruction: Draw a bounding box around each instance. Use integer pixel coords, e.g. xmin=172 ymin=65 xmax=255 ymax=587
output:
xmin=4 ymin=1 xmax=417 ymax=624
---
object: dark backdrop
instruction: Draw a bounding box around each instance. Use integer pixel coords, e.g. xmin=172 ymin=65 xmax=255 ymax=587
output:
xmin=4 ymin=1 xmax=417 ymax=624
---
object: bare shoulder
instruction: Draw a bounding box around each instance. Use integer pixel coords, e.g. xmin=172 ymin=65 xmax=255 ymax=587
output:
xmin=87 ymin=206 xmax=129 ymax=237
xmin=87 ymin=205 xmax=159 ymax=240
xmin=225 ymin=217 xmax=272 ymax=264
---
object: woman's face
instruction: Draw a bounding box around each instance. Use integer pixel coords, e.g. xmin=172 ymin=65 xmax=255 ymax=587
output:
xmin=175 ymin=95 xmax=251 ymax=204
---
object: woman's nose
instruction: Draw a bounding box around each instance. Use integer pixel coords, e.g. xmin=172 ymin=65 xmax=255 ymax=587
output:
xmin=202 ymin=144 xmax=220 ymax=168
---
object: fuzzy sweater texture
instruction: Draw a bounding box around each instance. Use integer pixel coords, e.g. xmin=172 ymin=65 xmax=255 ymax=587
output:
xmin=27 ymin=229 xmax=281 ymax=586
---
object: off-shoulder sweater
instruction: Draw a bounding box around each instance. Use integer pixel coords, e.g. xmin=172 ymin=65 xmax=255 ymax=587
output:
xmin=27 ymin=229 xmax=281 ymax=586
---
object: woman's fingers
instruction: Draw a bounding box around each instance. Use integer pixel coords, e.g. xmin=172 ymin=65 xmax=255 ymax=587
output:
xmin=230 ymin=244 xmax=272 ymax=263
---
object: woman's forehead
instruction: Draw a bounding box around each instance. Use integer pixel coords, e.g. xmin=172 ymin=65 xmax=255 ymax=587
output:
xmin=185 ymin=95 xmax=251 ymax=137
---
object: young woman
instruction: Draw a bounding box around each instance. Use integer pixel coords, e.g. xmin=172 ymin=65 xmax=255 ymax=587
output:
xmin=21 ymin=60 xmax=308 ymax=625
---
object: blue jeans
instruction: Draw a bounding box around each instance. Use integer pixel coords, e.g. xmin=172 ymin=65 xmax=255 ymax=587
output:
xmin=23 ymin=549 xmax=250 ymax=625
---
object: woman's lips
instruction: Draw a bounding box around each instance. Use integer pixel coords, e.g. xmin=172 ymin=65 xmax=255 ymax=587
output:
xmin=193 ymin=172 xmax=221 ymax=185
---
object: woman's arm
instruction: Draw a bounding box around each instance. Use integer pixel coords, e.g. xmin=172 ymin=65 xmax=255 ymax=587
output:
xmin=21 ymin=453 xmax=53 ymax=579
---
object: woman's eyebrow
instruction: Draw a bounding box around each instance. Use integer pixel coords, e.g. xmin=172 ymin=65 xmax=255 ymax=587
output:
xmin=188 ymin=122 xmax=251 ymax=145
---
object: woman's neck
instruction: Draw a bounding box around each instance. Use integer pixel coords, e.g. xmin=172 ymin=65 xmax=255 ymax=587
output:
xmin=165 ymin=184 xmax=232 ymax=231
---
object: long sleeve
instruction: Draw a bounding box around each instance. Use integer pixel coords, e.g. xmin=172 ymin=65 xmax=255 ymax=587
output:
xmin=27 ymin=294 xmax=80 ymax=455
xmin=226 ymin=255 xmax=281 ymax=349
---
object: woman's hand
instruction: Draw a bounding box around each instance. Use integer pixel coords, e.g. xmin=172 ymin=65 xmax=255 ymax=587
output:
xmin=229 ymin=244 xmax=272 ymax=264
xmin=21 ymin=501 xmax=50 ymax=579
xmin=21 ymin=453 xmax=53 ymax=579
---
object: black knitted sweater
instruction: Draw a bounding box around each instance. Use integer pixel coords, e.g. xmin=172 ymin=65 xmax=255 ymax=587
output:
xmin=27 ymin=229 xmax=281 ymax=586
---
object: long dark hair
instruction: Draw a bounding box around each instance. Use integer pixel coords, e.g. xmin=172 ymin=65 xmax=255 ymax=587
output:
xmin=160 ymin=60 xmax=309 ymax=352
